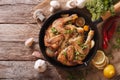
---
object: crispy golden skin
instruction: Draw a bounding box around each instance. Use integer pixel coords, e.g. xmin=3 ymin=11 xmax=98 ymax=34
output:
xmin=44 ymin=14 xmax=94 ymax=66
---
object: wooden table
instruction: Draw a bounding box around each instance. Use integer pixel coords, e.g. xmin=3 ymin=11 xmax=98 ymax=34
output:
xmin=0 ymin=0 xmax=120 ymax=80
xmin=0 ymin=0 xmax=61 ymax=80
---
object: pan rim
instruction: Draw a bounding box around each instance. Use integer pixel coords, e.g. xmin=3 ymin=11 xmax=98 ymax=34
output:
xmin=39 ymin=8 xmax=99 ymax=69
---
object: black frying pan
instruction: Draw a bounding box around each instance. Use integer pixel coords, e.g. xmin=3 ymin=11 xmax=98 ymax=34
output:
xmin=39 ymin=2 xmax=120 ymax=69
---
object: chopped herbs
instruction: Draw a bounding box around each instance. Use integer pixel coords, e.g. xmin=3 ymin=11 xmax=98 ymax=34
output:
xmin=63 ymin=51 xmax=67 ymax=57
xmin=65 ymin=30 xmax=73 ymax=34
xmin=75 ymin=56 xmax=79 ymax=60
xmin=75 ymin=51 xmax=80 ymax=55
xmin=51 ymin=27 xmax=59 ymax=35
xmin=77 ymin=41 xmax=81 ymax=46
xmin=66 ymin=21 xmax=72 ymax=25
xmin=81 ymin=44 xmax=87 ymax=50
xmin=75 ymin=51 xmax=86 ymax=59
xmin=79 ymin=54 xmax=86 ymax=58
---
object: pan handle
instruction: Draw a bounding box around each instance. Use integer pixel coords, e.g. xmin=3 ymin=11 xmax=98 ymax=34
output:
xmin=101 ymin=1 xmax=120 ymax=21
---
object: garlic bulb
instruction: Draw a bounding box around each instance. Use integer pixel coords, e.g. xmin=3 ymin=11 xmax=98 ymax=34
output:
xmin=50 ymin=0 xmax=60 ymax=9
xmin=76 ymin=0 xmax=87 ymax=8
xmin=66 ymin=0 xmax=77 ymax=9
xmin=34 ymin=59 xmax=47 ymax=72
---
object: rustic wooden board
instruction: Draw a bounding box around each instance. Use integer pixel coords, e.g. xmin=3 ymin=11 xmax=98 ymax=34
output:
xmin=33 ymin=0 xmax=69 ymax=19
xmin=0 ymin=2 xmax=41 ymax=24
xmin=0 ymin=61 xmax=62 ymax=80
xmin=0 ymin=24 xmax=42 ymax=60
xmin=0 ymin=0 xmax=63 ymax=80
xmin=0 ymin=0 xmax=120 ymax=80
xmin=0 ymin=0 xmax=42 ymax=5
xmin=0 ymin=41 xmax=39 ymax=61
xmin=0 ymin=24 xmax=39 ymax=42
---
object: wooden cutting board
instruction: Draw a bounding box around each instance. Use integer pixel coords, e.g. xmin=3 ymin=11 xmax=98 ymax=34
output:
xmin=32 ymin=0 xmax=120 ymax=80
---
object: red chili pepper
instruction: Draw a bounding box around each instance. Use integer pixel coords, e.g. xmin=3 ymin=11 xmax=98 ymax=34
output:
xmin=102 ymin=39 xmax=108 ymax=49
xmin=107 ymin=21 xmax=117 ymax=40
xmin=102 ymin=15 xmax=120 ymax=49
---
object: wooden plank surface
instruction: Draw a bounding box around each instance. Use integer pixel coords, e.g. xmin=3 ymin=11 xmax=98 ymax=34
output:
xmin=0 ymin=24 xmax=39 ymax=42
xmin=0 ymin=0 xmax=44 ymax=24
xmin=0 ymin=0 xmax=42 ymax=5
xmin=0 ymin=61 xmax=62 ymax=80
xmin=0 ymin=41 xmax=38 ymax=61
xmin=0 ymin=0 xmax=63 ymax=79
xmin=0 ymin=0 xmax=120 ymax=80
xmin=0 ymin=0 xmax=62 ymax=79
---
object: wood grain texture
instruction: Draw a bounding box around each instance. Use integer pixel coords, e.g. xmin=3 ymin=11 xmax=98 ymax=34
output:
xmin=0 ymin=0 xmax=120 ymax=80
xmin=0 ymin=2 xmax=41 ymax=24
xmin=0 ymin=24 xmax=43 ymax=60
xmin=0 ymin=0 xmax=63 ymax=79
xmin=0 ymin=41 xmax=39 ymax=61
xmin=0 ymin=0 xmax=42 ymax=5
xmin=0 ymin=61 xmax=62 ymax=80
xmin=0 ymin=24 xmax=39 ymax=42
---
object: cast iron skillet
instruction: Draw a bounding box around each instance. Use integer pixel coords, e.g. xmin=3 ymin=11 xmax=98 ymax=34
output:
xmin=39 ymin=2 xmax=120 ymax=68
xmin=39 ymin=8 xmax=99 ymax=68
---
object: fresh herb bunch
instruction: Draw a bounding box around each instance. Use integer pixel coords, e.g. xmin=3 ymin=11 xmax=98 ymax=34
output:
xmin=85 ymin=0 xmax=115 ymax=21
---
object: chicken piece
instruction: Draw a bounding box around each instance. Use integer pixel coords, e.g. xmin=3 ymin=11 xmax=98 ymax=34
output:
xmin=69 ymin=36 xmax=84 ymax=45
xmin=65 ymin=24 xmax=76 ymax=31
xmin=83 ymin=30 xmax=94 ymax=55
xmin=85 ymin=30 xmax=94 ymax=44
xmin=76 ymin=27 xmax=84 ymax=33
xmin=45 ymin=34 xmax=64 ymax=49
xmin=66 ymin=46 xmax=74 ymax=61
xmin=44 ymin=25 xmax=54 ymax=46
xmin=47 ymin=34 xmax=63 ymax=44
xmin=72 ymin=43 xmax=85 ymax=64
xmin=70 ymin=30 xmax=94 ymax=64
xmin=74 ymin=30 xmax=94 ymax=55
xmin=52 ymin=14 xmax=78 ymax=33
xmin=57 ymin=46 xmax=77 ymax=66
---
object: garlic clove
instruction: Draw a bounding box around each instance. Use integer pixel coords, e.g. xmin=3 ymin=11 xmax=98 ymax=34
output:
xmin=34 ymin=59 xmax=47 ymax=72
xmin=76 ymin=0 xmax=86 ymax=8
xmin=25 ymin=38 xmax=34 ymax=47
xmin=66 ymin=0 xmax=77 ymax=9
xmin=50 ymin=0 xmax=60 ymax=9
xmin=32 ymin=51 xmax=43 ymax=59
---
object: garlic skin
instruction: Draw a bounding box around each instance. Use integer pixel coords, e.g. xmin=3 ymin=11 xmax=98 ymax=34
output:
xmin=25 ymin=38 xmax=34 ymax=47
xmin=76 ymin=0 xmax=87 ymax=8
xmin=50 ymin=0 xmax=60 ymax=9
xmin=34 ymin=59 xmax=47 ymax=72
xmin=66 ymin=0 xmax=77 ymax=9
xmin=32 ymin=51 xmax=43 ymax=59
